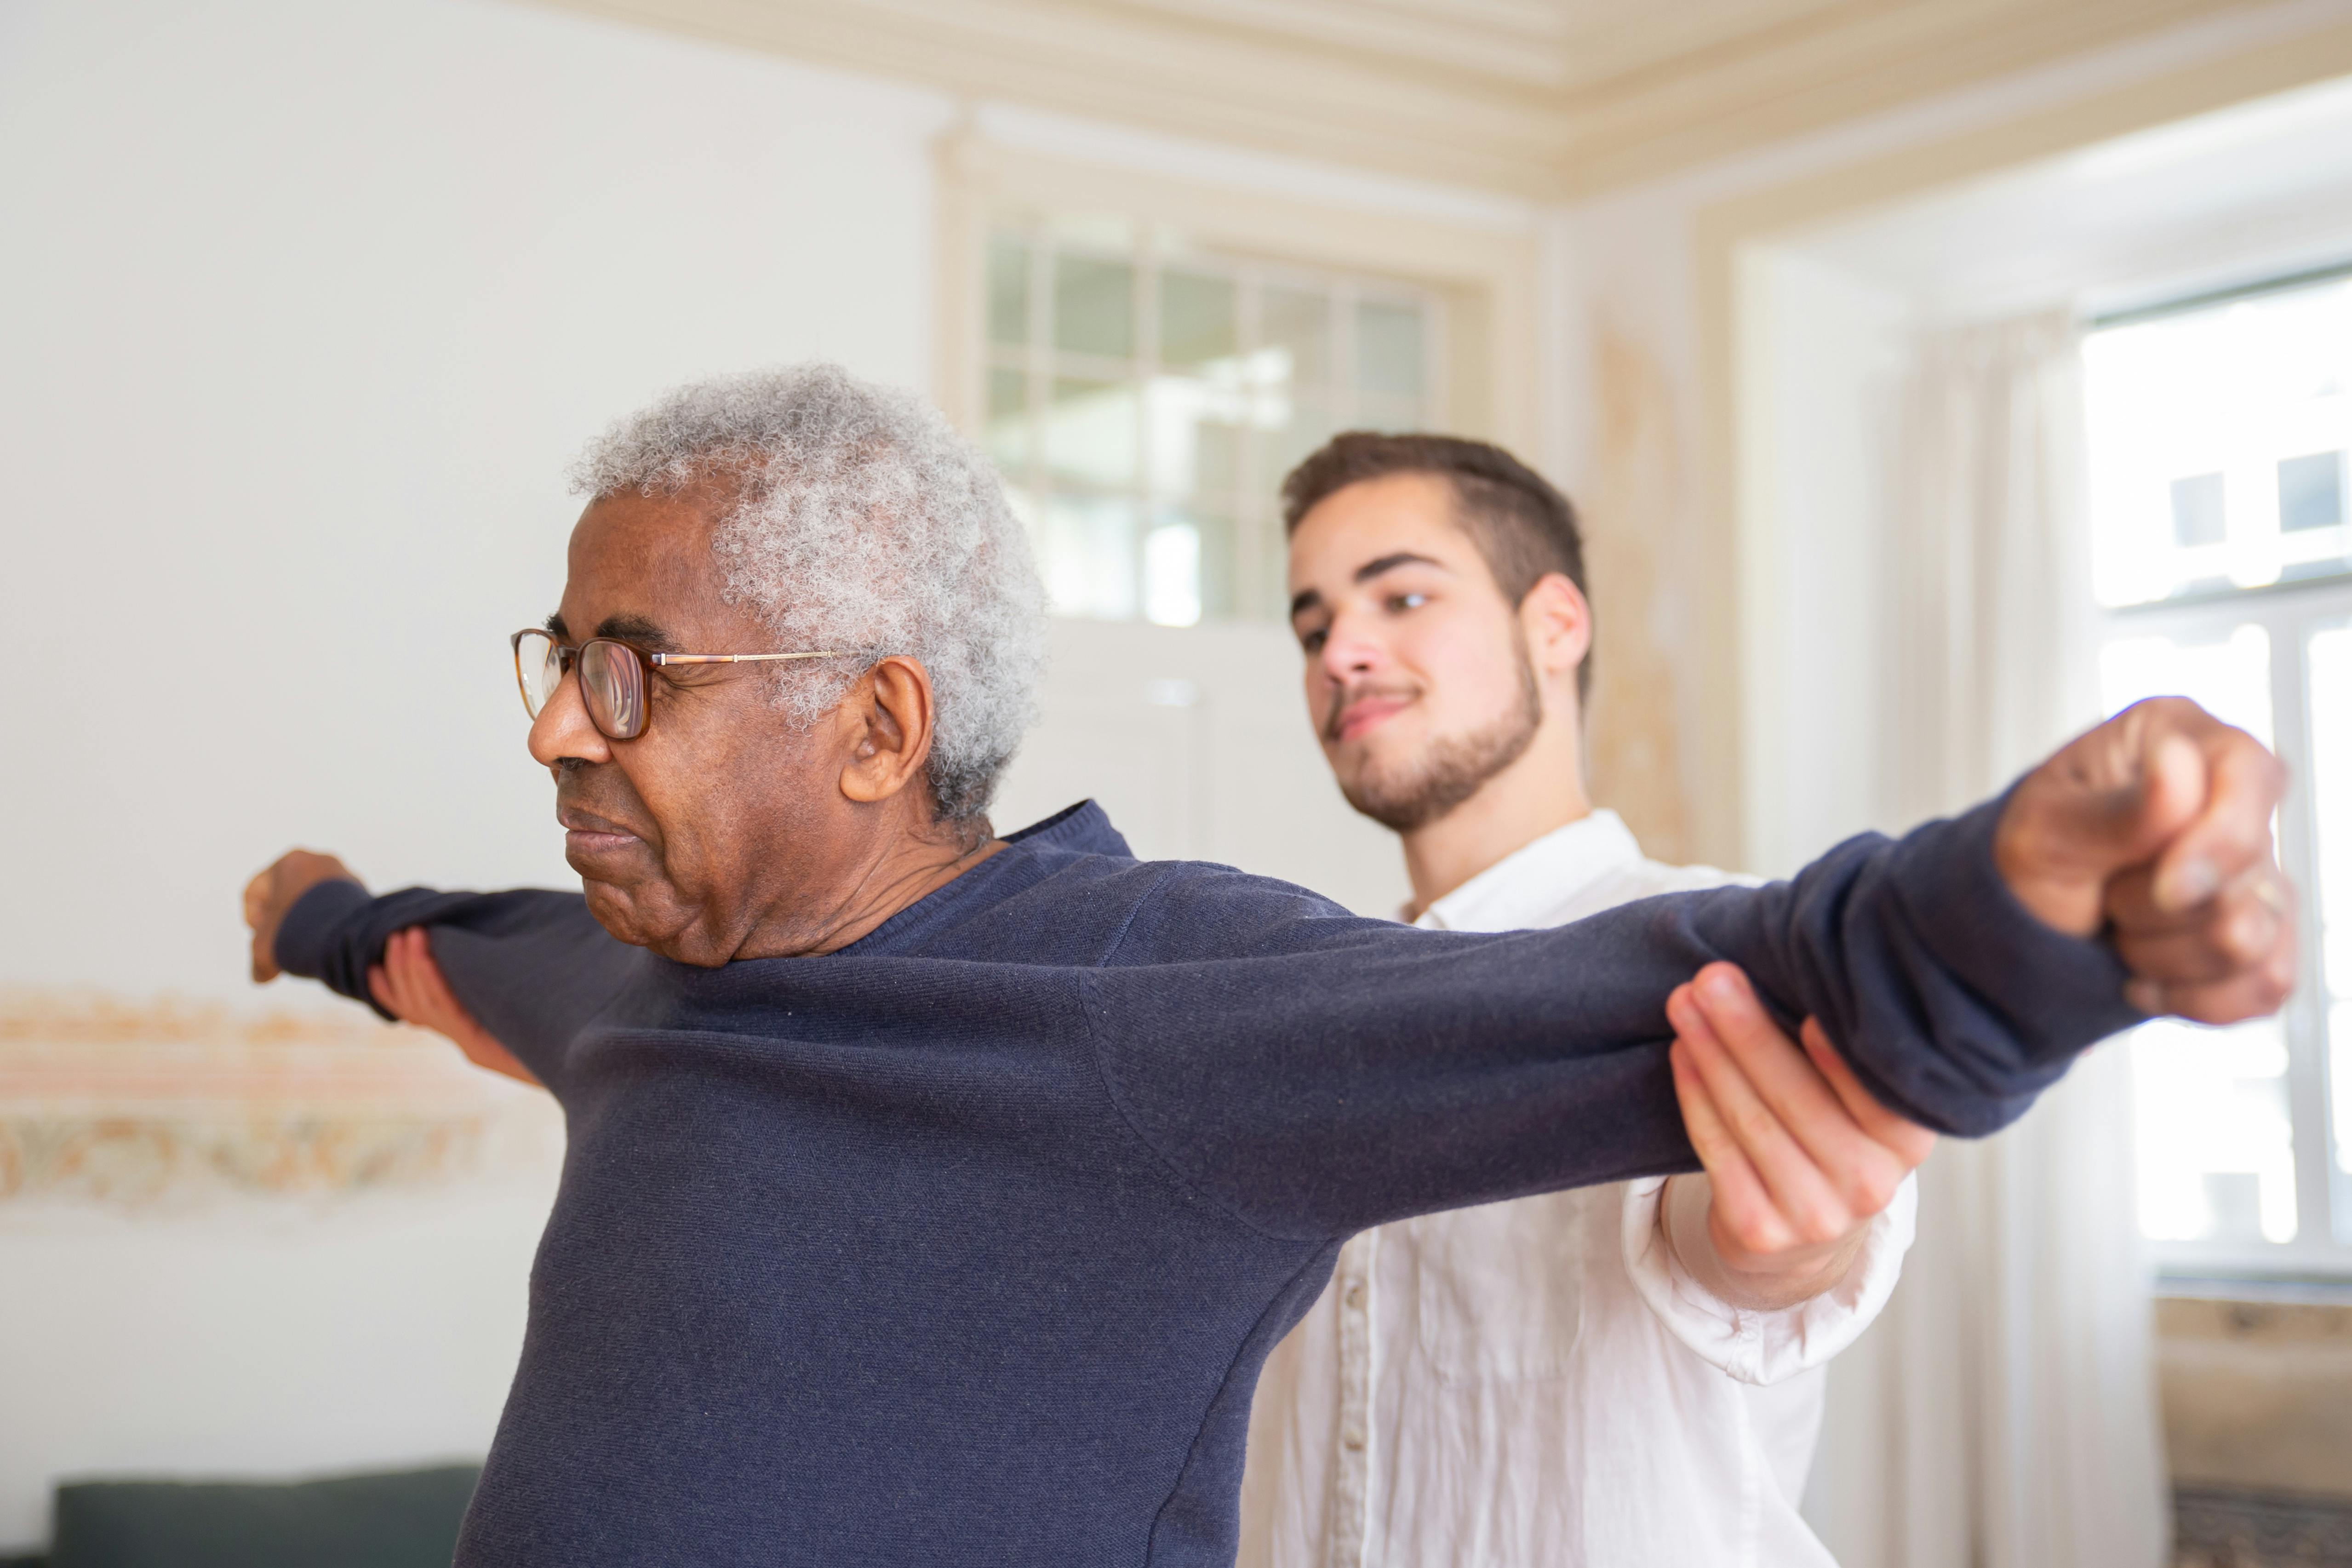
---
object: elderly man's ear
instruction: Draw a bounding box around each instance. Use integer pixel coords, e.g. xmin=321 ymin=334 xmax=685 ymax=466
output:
xmin=838 ymin=656 xmax=938 ymax=807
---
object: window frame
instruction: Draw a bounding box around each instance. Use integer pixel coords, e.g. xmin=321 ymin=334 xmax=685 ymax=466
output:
xmin=933 ymin=132 xmax=1540 ymax=613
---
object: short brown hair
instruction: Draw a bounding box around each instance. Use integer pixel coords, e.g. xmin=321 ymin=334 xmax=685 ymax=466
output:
xmin=1281 ymin=432 xmax=1591 ymax=701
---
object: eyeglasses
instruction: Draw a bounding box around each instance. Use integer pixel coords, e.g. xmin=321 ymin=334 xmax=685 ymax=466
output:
xmin=510 ymin=628 xmax=847 ymax=742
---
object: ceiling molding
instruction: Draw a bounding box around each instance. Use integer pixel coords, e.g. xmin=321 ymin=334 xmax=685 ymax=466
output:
xmin=518 ymin=0 xmax=2298 ymax=198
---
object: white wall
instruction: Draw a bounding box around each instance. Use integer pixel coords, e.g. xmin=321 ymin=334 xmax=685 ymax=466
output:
xmin=0 ymin=0 xmax=950 ymax=1546
xmin=1733 ymin=249 xmax=1911 ymax=876
xmin=994 ymin=619 xmax=1410 ymax=918
xmin=0 ymin=0 xmax=951 ymax=996
xmin=0 ymin=0 xmax=1494 ymax=1542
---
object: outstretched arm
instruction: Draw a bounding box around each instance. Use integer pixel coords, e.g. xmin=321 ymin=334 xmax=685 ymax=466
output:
xmin=1093 ymin=698 xmax=2292 ymax=1239
xmin=244 ymin=853 xmax=635 ymax=1093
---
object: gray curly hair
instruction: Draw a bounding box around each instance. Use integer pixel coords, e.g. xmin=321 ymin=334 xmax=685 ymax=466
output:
xmin=571 ymin=364 xmax=1046 ymax=824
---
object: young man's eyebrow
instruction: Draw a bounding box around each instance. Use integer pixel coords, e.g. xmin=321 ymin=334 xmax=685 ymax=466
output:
xmin=1353 ymin=551 xmax=1447 ymax=584
xmin=1290 ymin=552 xmax=1452 ymax=619
xmin=544 ymin=611 xmax=568 ymax=640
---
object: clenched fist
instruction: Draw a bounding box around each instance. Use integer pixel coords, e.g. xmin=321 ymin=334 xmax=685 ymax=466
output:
xmin=242 ymin=849 xmax=362 ymax=983
xmin=1997 ymin=696 xmax=2295 ymax=1022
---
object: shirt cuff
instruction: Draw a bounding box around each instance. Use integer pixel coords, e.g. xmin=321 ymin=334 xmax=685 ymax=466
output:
xmin=1618 ymin=1171 xmax=1917 ymax=1387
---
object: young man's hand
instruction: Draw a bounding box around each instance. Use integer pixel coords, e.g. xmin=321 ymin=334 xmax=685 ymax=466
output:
xmin=370 ymin=927 xmax=542 ymax=1087
xmin=1998 ymin=695 xmax=2295 ymax=1023
xmin=243 ymin=849 xmax=363 ymax=983
xmin=1660 ymin=963 xmax=1936 ymax=1313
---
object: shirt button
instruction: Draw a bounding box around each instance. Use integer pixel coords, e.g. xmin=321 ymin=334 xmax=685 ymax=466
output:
xmin=1342 ymin=1427 xmax=1366 ymax=1451
xmin=1344 ymin=1282 xmax=1366 ymax=1310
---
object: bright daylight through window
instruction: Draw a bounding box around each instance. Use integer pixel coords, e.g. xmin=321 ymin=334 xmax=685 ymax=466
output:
xmin=982 ymin=219 xmax=1442 ymax=626
xmin=2085 ymin=271 xmax=2352 ymax=1275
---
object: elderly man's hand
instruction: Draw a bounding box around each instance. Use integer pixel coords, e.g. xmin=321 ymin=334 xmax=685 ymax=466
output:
xmin=243 ymin=849 xmax=362 ymax=983
xmin=1661 ymin=963 xmax=1934 ymax=1311
xmin=1996 ymin=696 xmax=2295 ymax=1024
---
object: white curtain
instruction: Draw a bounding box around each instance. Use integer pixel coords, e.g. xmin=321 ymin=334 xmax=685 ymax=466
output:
xmin=1802 ymin=312 xmax=2172 ymax=1568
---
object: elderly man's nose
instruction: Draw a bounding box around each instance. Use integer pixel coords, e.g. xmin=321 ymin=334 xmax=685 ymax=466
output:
xmin=529 ymin=668 xmax=610 ymax=769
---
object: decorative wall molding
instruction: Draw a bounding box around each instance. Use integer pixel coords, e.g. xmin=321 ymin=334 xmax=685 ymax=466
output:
xmin=516 ymin=0 xmax=2276 ymax=197
xmin=0 ymin=989 xmax=559 ymax=1208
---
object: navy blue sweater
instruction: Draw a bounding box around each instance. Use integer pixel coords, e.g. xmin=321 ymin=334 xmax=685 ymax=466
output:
xmin=278 ymin=798 xmax=2137 ymax=1567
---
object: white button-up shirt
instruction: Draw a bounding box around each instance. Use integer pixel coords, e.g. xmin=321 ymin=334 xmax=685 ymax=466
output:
xmin=1235 ymin=810 xmax=1917 ymax=1568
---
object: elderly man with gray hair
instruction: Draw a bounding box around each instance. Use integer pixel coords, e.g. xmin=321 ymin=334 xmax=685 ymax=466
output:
xmin=245 ymin=364 xmax=2292 ymax=1568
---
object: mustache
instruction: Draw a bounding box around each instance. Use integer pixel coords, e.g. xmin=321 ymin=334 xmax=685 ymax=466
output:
xmin=1322 ymin=681 xmax=1418 ymax=742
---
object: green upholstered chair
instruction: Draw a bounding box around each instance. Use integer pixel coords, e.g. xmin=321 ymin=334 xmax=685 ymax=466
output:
xmin=30 ymin=1464 xmax=479 ymax=1568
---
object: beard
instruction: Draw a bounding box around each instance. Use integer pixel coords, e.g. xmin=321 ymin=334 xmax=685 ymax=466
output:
xmin=1332 ymin=644 xmax=1544 ymax=832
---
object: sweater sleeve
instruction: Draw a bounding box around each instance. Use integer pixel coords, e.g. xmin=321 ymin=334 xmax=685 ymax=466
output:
xmin=273 ymin=879 xmax=639 ymax=1094
xmin=1084 ymin=796 xmax=2144 ymax=1241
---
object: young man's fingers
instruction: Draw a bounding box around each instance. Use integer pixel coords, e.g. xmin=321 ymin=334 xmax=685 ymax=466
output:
xmin=1673 ymin=999 xmax=1857 ymax=1246
xmin=1687 ymin=965 xmax=1883 ymax=1186
xmin=384 ymin=929 xmax=461 ymax=1034
xmin=377 ymin=933 xmax=418 ymax=1016
xmin=1668 ymin=1042 xmax=1789 ymax=1255
xmin=405 ymin=931 xmax=463 ymax=1014
xmin=1800 ymin=1020 xmax=1938 ymax=1169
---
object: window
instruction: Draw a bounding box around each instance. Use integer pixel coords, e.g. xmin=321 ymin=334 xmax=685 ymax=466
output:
xmin=981 ymin=217 xmax=1445 ymax=625
xmin=2085 ymin=271 xmax=2352 ymax=1276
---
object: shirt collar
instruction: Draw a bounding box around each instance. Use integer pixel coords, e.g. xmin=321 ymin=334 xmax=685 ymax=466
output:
xmin=1413 ymin=810 xmax=1643 ymax=931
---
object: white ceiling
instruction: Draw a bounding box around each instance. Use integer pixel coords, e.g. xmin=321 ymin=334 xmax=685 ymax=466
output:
xmin=1784 ymin=69 xmax=2352 ymax=322
xmin=1096 ymin=0 xmax=1857 ymax=91
xmin=526 ymin=0 xmax=2288 ymax=195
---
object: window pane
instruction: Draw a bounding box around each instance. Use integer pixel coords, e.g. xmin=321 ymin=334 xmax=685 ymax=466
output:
xmin=1355 ymin=301 xmax=1425 ymax=399
xmin=1161 ymin=271 xmax=1237 ymax=370
xmin=1144 ymin=374 xmax=1245 ymax=498
xmin=2083 ymin=276 xmax=2352 ymax=605
xmin=1252 ymin=397 xmax=1337 ymax=496
xmin=2099 ymin=623 xmax=2273 ymax=745
xmin=1354 ymin=394 xmax=1423 ymax=434
xmin=2311 ymin=626 xmax=2352 ymax=1005
xmin=988 ymin=235 xmax=1030 ymax=347
xmin=2172 ymin=472 xmax=2226 ymax=548
xmin=1053 ymin=254 xmax=1133 ymax=360
xmin=984 ymin=366 xmax=1028 ymax=470
xmin=1037 ymin=496 xmax=1138 ymax=620
xmin=2280 ymin=451 xmax=2345 ymax=533
xmin=2135 ymin=1016 xmax=2298 ymax=1243
xmin=1262 ymin=287 xmax=1330 ymax=387
xmin=1166 ymin=504 xmax=1239 ymax=622
xmin=2335 ymin=1002 xmax=2352 ymax=1185
xmin=1143 ymin=521 xmax=1202 ymax=627
xmin=1046 ymin=377 xmax=1138 ymax=489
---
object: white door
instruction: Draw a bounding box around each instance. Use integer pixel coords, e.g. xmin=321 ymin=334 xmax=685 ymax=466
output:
xmin=990 ymin=618 xmax=1409 ymax=918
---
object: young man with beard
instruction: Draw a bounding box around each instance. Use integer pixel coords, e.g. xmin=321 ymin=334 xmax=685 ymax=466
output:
xmin=1246 ymin=433 xmax=1937 ymax=1567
